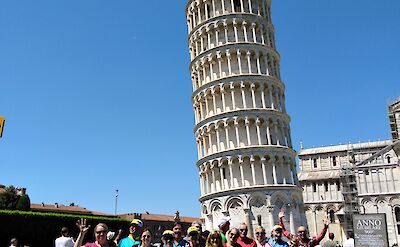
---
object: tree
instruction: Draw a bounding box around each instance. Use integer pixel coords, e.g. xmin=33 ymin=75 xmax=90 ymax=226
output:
xmin=0 ymin=186 xmax=19 ymax=209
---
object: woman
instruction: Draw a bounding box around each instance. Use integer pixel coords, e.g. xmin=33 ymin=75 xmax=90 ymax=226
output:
xmin=133 ymin=229 xmax=154 ymax=247
xmin=74 ymin=218 xmax=117 ymax=247
xmin=225 ymin=229 xmax=240 ymax=247
xmin=206 ymin=230 xmax=224 ymax=247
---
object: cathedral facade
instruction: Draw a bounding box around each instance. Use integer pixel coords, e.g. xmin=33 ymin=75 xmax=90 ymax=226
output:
xmin=298 ymin=99 xmax=400 ymax=245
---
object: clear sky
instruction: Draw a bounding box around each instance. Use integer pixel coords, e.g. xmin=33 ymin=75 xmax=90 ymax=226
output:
xmin=0 ymin=1 xmax=399 ymax=217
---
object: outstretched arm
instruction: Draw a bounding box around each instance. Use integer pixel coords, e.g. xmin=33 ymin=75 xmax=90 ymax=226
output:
xmin=312 ymin=217 xmax=330 ymax=245
xmin=278 ymin=210 xmax=292 ymax=239
xmin=74 ymin=218 xmax=91 ymax=247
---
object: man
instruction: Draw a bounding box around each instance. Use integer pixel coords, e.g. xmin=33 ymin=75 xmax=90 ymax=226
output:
xmin=237 ymin=223 xmax=256 ymax=247
xmin=323 ymin=233 xmax=336 ymax=247
xmin=55 ymin=227 xmax=74 ymax=247
xmin=279 ymin=211 xmax=329 ymax=247
xmin=342 ymin=232 xmax=354 ymax=247
xmin=254 ymin=226 xmax=267 ymax=247
xmin=118 ymin=219 xmax=143 ymax=247
xmin=267 ymin=225 xmax=288 ymax=247
xmin=173 ymin=222 xmax=190 ymax=247
xmin=9 ymin=238 xmax=18 ymax=247
xmin=218 ymin=216 xmax=231 ymax=244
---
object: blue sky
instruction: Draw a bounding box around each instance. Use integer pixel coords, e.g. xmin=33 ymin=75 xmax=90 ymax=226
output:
xmin=0 ymin=1 xmax=399 ymax=217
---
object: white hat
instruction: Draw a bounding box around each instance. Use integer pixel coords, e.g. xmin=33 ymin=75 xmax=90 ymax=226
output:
xmin=107 ymin=231 xmax=115 ymax=240
xmin=217 ymin=216 xmax=231 ymax=228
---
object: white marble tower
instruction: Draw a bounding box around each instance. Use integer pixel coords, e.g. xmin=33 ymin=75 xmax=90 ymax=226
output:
xmin=185 ymin=0 xmax=307 ymax=235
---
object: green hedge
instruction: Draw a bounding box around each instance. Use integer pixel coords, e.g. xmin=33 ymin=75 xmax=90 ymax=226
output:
xmin=0 ymin=210 xmax=130 ymax=247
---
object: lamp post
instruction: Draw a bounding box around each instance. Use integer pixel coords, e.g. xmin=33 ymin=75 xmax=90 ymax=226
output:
xmin=115 ymin=189 xmax=119 ymax=215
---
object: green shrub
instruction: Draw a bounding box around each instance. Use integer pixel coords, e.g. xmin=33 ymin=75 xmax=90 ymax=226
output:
xmin=0 ymin=210 xmax=130 ymax=247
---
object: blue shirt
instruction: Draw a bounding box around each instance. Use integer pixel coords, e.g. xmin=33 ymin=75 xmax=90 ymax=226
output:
xmin=267 ymin=238 xmax=289 ymax=247
xmin=119 ymin=237 xmax=140 ymax=247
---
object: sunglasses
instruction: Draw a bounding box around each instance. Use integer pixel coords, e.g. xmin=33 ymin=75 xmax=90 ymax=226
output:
xmin=143 ymin=235 xmax=151 ymax=238
xmin=255 ymin=232 xmax=265 ymax=235
xmin=96 ymin=230 xmax=107 ymax=235
xmin=229 ymin=233 xmax=239 ymax=237
xmin=239 ymin=229 xmax=247 ymax=232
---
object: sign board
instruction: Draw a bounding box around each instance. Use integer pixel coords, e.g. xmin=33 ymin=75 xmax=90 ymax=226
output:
xmin=353 ymin=213 xmax=389 ymax=247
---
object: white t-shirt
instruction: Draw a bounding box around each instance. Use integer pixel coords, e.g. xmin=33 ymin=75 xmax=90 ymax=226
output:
xmin=343 ymin=238 xmax=354 ymax=247
xmin=55 ymin=236 xmax=74 ymax=247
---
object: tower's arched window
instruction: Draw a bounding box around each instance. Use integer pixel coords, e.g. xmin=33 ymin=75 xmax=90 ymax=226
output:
xmin=257 ymin=215 xmax=262 ymax=226
xmin=387 ymin=156 xmax=391 ymax=164
xmin=313 ymin=158 xmax=318 ymax=168
xmin=332 ymin=156 xmax=337 ymax=166
xmin=233 ymin=0 xmax=241 ymax=12
xmin=395 ymin=207 xmax=400 ymax=234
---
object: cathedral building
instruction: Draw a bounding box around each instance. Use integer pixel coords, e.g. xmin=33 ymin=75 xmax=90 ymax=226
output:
xmin=298 ymin=98 xmax=400 ymax=245
xmin=185 ymin=0 xmax=306 ymax=235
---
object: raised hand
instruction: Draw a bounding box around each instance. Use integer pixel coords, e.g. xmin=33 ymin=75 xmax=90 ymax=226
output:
xmin=278 ymin=209 xmax=285 ymax=219
xmin=76 ymin=218 xmax=91 ymax=234
xmin=323 ymin=217 xmax=330 ymax=226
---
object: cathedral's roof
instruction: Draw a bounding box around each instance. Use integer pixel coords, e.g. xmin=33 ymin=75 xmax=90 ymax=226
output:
xmin=299 ymin=140 xmax=392 ymax=156
xmin=298 ymin=170 xmax=340 ymax=181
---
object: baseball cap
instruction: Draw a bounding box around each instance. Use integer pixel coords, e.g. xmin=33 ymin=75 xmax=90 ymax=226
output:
xmin=217 ymin=216 xmax=231 ymax=228
xmin=272 ymin=225 xmax=283 ymax=231
xmin=130 ymin=219 xmax=143 ymax=227
xmin=187 ymin=226 xmax=199 ymax=235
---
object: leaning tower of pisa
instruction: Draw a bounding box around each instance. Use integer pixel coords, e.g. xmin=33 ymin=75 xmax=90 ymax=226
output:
xmin=185 ymin=0 xmax=307 ymax=234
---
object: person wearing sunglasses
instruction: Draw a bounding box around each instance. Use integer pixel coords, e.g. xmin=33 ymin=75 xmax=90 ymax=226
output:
xmin=206 ymin=230 xmax=224 ymax=247
xmin=162 ymin=230 xmax=175 ymax=247
xmin=254 ymin=226 xmax=267 ymax=247
xmin=267 ymin=225 xmax=288 ymax=247
xmin=74 ymin=219 xmax=117 ymax=247
xmin=278 ymin=211 xmax=329 ymax=247
xmin=132 ymin=229 xmax=154 ymax=247
xmin=118 ymin=219 xmax=144 ymax=247
xmin=236 ymin=223 xmax=256 ymax=247
xmin=225 ymin=228 xmax=240 ymax=247
xmin=187 ymin=226 xmax=200 ymax=247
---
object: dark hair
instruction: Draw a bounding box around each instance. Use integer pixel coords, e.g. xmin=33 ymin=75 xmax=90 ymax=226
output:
xmin=173 ymin=222 xmax=182 ymax=228
xmin=61 ymin=227 xmax=69 ymax=236
xmin=348 ymin=232 xmax=354 ymax=239
xmin=329 ymin=233 xmax=334 ymax=240
xmin=142 ymin=228 xmax=152 ymax=236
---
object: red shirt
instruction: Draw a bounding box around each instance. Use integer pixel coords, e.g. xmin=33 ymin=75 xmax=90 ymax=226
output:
xmin=237 ymin=237 xmax=256 ymax=247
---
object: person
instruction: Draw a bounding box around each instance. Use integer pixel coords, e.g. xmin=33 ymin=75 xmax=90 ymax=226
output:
xmin=191 ymin=221 xmax=206 ymax=247
xmin=9 ymin=238 xmax=18 ymax=247
xmin=254 ymin=226 xmax=267 ymax=247
xmin=322 ymin=233 xmax=336 ymax=247
xmin=118 ymin=219 xmax=144 ymax=247
xmin=225 ymin=228 xmax=240 ymax=247
xmin=342 ymin=233 xmax=354 ymax=247
xmin=236 ymin=223 xmax=256 ymax=247
xmin=74 ymin=218 xmax=117 ymax=247
xmin=206 ymin=230 xmax=224 ymax=247
xmin=218 ymin=217 xmax=231 ymax=244
xmin=187 ymin=226 xmax=200 ymax=247
xmin=202 ymin=231 xmax=211 ymax=247
xmin=173 ymin=222 xmax=189 ymax=247
xmin=279 ymin=211 xmax=329 ymax=247
xmin=267 ymin=225 xmax=288 ymax=247
xmin=133 ymin=229 xmax=154 ymax=247
xmin=56 ymin=227 xmax=74 ymax=247
xmin=162 ymin=230 xmax=175 ymax=247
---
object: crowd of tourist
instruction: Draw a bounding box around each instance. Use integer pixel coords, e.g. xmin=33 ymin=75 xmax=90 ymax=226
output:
xmin=9 ymin=210 xmax=360 ymax=247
